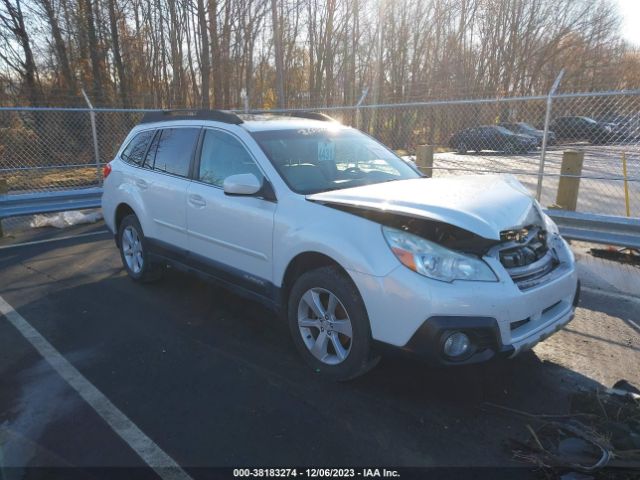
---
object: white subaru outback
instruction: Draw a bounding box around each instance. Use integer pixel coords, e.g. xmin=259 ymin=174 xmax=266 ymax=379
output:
xmin=102 ymin=110 xmax=580 ymax=380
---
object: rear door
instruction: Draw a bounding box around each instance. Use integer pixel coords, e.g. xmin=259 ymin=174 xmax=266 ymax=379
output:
xmin=186 ymin=128 xmax=276 ymax=296
xmin=141 ymin=127 xmax=200 ymax=253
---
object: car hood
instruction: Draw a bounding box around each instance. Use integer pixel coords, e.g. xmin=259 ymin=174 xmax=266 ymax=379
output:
xmin=306 ymin=175 xmax=542 ymax=240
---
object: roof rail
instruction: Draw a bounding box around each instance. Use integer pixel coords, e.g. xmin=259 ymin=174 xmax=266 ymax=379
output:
xmin=140 ymin=109 xmax=243 ymax=125
xmin=283 ymin=111 xmax=339 ymax=123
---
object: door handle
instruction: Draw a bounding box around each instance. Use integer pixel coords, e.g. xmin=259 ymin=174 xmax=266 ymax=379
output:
xmin=135 ymin=179 xmax=148 ymax=189
xmin=188 ymin=194 xmax=206 ymax=208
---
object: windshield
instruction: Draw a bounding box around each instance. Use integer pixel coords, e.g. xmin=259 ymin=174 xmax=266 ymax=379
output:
xmin=251 ymin=127 xmax=420 ymax=194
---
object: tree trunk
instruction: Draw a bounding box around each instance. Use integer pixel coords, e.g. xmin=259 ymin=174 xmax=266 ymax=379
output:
xmin=107 ymin=0 xmax=127 ymax=106
xmin=82 ymin=0 xmax=103 ymax=104
xmin=40 ymin=0 xmax=76 ymax=97
xmin=198 ymin=0 xmax=210 ymax=108
xmin=271 ymin=0 xmax=285 ymax=108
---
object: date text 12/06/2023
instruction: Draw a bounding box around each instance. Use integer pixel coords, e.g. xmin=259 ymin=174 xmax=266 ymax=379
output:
xmin=232 ymin=468 xmax=401 ymax=478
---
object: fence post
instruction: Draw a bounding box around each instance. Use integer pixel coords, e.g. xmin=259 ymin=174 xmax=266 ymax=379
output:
xmin=241 ymin=88 xmax=249 ymax=113
xmin=622 ymin=152 xmax=631 ymax=217
xmin=0 ymin=178 xmax=7 ymax=237
xmin=555 ymin=150 xmax=584 ymax=211
xmin=355 ymin=87 xmax=369 ymax=130
xmin=416 ymin=145 xmax=434 ymax=177
xmin=82 ymin=89 xmax=102 ymax=186
xmin=536 ymin=69 xmax=564 ymax=202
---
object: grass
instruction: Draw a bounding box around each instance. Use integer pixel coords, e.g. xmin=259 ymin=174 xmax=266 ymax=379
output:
xmin=3 ymin=167 xmax=100 ymax=192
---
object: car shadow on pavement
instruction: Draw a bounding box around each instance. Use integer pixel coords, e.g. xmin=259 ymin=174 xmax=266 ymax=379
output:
xmin=1 ymin=263 xmax=611 ymax=468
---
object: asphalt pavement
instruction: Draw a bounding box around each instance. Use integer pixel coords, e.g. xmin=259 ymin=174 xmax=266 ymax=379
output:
xmin=0 ymin=222 xmax=638 ymax=478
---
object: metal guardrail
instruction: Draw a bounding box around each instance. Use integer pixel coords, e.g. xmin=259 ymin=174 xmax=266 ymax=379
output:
xmin=0 ymin=188 xmax=102 ymax=220
xmin=0 ymin=187 xmax=637 ymax=249
xmin=545 ymin=209 xmax=640 ymax=249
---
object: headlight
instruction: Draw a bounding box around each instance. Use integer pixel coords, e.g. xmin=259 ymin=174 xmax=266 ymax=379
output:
xmin=382 ymin=226 xmax=497 ymax=282
xmin=543 ymin=213 xmax=559 ymax=235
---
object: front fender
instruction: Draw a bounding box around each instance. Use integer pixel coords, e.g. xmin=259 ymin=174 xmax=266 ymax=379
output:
xmin=273 ymin=201 xmax=400 ymax=287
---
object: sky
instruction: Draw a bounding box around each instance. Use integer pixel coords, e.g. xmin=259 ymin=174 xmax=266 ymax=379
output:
xmin=617 ymin=0 xmax=640 ymax=47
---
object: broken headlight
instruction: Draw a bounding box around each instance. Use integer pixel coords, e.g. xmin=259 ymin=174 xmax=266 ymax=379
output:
xmin=382 ymin=226 xmax=497 ymax=282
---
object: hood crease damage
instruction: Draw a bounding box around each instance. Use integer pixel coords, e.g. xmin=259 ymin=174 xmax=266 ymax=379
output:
xmin=307 ymin=175 xmax=544 ymax=253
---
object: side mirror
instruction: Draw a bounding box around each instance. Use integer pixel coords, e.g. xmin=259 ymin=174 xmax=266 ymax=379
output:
xmin=223 ymin=173 xmax=262 ymax=196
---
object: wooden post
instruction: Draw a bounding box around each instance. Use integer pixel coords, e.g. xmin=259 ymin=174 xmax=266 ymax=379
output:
xmin=555 ymin=150 xmax=584 ymax=211
xmin=416 ymin=144 xmax=434 ymax=178
xmin=622 ymin=152 xmax=631 ymax=217
xmin=0 ymin=178 xmax=7 ymax=238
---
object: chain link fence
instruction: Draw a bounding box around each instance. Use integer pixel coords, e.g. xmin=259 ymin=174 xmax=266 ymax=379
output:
xmin=308 ymin=91 xmax=640 ymax=218
xmin=1 ymin=90 xmax=638 ymax=230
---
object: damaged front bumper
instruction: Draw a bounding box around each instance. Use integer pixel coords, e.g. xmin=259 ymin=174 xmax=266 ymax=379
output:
xmin=399 ymin=280 xmax=580 ymax=365
xmin=349 ymin=235 xmax=579 ymax=366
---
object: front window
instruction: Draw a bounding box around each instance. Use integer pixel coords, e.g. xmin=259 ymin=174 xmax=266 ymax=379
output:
xmin=251 ymin=127 xmax=419 ymax=194
xmin=198 ymin=129 xmax=263 ymax=187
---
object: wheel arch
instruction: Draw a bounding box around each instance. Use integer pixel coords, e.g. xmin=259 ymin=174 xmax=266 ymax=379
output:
xmin=279 ymin=251 xmax=359 ymax=315
xmin=114 ymin=202 xmax=139 ymax=246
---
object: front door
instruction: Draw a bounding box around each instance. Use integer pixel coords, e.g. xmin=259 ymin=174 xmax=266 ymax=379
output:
xmin=186 ymin=128 xmax=276 ymax=297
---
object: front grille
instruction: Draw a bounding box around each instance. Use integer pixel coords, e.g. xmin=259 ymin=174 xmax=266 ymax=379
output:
xmin=499 ymin=227 xmax=548 ymax=268
xmin=497 ymin=226 xmax=558 ymax=290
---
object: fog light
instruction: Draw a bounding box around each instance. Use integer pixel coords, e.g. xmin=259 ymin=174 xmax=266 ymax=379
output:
xmin=443 ymin=332 xmax=471 ymax=358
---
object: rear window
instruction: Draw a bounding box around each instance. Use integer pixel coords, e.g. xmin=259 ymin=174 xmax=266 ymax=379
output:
xmin=152 ymin=128 xmax=200 ymax=177
xmin=120 ymin=130 xmax=154 ymax=166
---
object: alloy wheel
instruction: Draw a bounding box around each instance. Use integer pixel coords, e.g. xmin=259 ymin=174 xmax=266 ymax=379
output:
xmin=122 ymin=225 xmax=144 ymax=274
xmin=297 ymin=287 xmax=353 ymax=365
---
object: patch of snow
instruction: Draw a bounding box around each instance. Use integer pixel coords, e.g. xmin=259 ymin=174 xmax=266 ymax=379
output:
xmin=30 ymin=210 xmax=102 ymax=229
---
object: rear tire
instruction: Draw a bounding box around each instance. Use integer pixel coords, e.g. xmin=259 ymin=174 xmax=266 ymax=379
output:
xmin=287 ymin=266 xmax=379 ymax=381
xmin=118 ymin=214 xmax=163 ymax=282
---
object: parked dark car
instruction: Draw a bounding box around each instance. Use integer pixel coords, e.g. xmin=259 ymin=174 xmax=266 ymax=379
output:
xmin=595 ymin=114 xmax=639 ymax=141
xmin=449 ymin=125 xmax=538 ymax=154
xmin=549 ymin=116 xmax=613 ymax=144
xmin=498 ymin=122 xmax=556 ymax=147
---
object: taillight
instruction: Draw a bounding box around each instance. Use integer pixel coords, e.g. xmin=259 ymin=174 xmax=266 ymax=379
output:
xmin=103 ymin=163 xmax=112 ymax=179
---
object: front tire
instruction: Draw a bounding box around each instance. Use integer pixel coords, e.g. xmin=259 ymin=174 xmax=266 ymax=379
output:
xmin=118 ymin=214 xmax=162 ymax=282
xmin=287 ymin=266 xmax=379 ymax=381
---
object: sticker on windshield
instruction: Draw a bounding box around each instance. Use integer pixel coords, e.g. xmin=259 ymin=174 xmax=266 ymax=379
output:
xmin=318 ymin=141 xmax=335 ymax=162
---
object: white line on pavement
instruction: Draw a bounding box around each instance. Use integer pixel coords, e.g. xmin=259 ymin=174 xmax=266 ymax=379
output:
xmin=0 ymin=295 xmax=193 ymax=480
xmin=581 ymin=286 xmax=640 ymax=331
xmin=0 ymin=231 xmax=110 ymax=250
